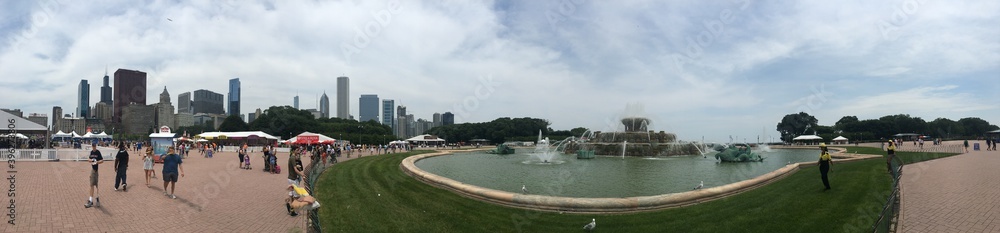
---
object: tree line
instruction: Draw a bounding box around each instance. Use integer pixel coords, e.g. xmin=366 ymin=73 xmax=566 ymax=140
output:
xmin=777 ymin=112 xmax=999 ymax=142
xmin=424 ymin=117 xmax=587 ymax=143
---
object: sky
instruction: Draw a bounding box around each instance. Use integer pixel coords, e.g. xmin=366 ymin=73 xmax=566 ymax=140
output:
xmin=1 ymin=0 xmax=998 ymax=142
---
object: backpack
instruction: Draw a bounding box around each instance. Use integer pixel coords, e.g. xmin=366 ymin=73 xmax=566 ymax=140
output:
xmin=274 ymin=165 xmax=281 ymax=174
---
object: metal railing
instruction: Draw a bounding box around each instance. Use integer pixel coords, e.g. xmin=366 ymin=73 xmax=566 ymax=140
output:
xmin=304 ymin=153 xmax=330 ymax=233
xmin=871 ymin=155 xmax=903 ymax=232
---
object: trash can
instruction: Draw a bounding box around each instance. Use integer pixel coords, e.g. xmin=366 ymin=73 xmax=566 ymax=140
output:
xmin=974 ymin=143 xmax=980 ymax=151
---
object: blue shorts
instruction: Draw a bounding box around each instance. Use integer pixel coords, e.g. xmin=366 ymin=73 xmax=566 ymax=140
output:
xmin=163 ymin=172 xmax=179 ymax=182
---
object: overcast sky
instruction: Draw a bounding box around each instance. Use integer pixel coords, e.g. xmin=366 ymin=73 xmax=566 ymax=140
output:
xmin=1 ymin=0 xmax=998 ymax=142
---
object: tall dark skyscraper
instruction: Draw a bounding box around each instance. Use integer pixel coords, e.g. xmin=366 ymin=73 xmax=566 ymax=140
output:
xmin=337 ymin=76 xmax=349 ymax=118
xmin=113 ymin=69 xmax=147 ymax=123
xmin=359 ymin=94 xmax=379 ymax=122
xmin=442 ymin=112 xmax=455 ymax=125
xmin=78 ymin=80 xmax=90 ymax=118
xmin=178 ymin=92 xmax=192 ymax=114
xmin=228 ymin=78 xmax=240 ymax=116
xmin=382 ymin=99 xmax=394 ymax=128
xmin=100 ymin=71 xmax=112 ymax=104
xmin=320 ymin=92 xmax=330 ymax=118
xmin=192 ymin=89 xmax=225 ymax=115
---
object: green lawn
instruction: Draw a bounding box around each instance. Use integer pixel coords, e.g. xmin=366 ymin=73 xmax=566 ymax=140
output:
xmin=314 ymin=150 xmax=902 ymax=232
xmin=840 ymin=146 xmax=961 ymax=165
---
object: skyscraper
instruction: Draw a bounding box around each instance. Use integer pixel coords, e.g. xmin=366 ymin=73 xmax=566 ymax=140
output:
xmin=228 ymin=78 xmax=240 ymax=116
xmin=155 ymin=87 xmax=176 ymax=128
xmin=442 ymin=112 xmax=455 ymax=125
xmin=52 ymin=106 xmax=62 ymax=131
xmin=395 ymin=105 xmax=407 ymax=138
xmin=178 ymin=92 xmax=192 ymax=114
xmin=320 ymin=92 xmax=330 ymax=118
xmin=359 ymin=94 xmax=379 ymax=122
xmin=432 ymin=112 xmax=442 ymax=127
xmin=113 ymin=69 xmax=147 ymax=123
xmin=382 ymin=99 xmax=394 ymax=128
xmin=77 ymin=80 xmax=90 ymax=118
xmin=337 ymin=76 xmax=349 ymax=118
xmin=192 ymin=89 xmax=225 ymax=115
xmin=99 ymin=71 xmax=112 ymax=104
xmin=293 ymin=95 xmax=299 ymax=109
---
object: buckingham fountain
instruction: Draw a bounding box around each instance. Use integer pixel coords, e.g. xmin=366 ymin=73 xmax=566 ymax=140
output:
xmin=562 ymin=106 xmax=704 ymax=158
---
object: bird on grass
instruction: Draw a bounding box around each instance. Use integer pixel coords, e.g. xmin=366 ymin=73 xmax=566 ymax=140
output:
xmin=693 ymin=181 xmax=704 ymax=190
xmin=521 ymin=185 xmax=528 ymax=194
xmin=584 ymin=218 xmax=596 ymax=231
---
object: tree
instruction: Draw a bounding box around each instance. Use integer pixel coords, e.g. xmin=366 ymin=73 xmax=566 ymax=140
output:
xmin=776 ymin=112 xmax=818 ymax=142
xmin=958 ymin=117 xmax=1000 ymax=136
xmin=218 ymin=115 xmax=249 ymax=132
xmin=249 ymin=106 xmax=319 ymax=139
xmin=834 ymin=116 xmax=859 ymax=129
xmin=927 ymin=118 xmax=964 ymax=139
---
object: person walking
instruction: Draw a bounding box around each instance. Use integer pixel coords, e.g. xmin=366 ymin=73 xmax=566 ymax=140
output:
xmin=161 ymin=147 xmax=185 ymax=199
xmin=113 ymin=142 xmax=130 ymax=192
xmin=238 ymin=146 xmax=246 ymax=169
xmin=818 ymin=143 xmax=833 ymax=190
xmin=85 ymin=143 xmax=104 ymax=208
xmin=964 ymin=140 xmax=970 ymax=153
xmin=886 ymin=140 xmax=897 ymax=176
xmin=987 ymin=139 xmax=993 ymax=151
xmin=143 ymin=147 xmax=155 ymax=186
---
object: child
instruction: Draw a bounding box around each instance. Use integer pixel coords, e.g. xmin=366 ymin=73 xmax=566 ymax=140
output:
xmin=244 ymin=153 xmax=252 ymax=170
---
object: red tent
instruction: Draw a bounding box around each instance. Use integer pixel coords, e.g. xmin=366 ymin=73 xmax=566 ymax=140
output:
xmin=288 ymin=132 xmax=336 ymax=145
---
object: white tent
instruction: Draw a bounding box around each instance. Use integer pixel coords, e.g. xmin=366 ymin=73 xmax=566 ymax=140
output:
xmin=287 ymin=131 xmax=337 ymax=145
xmin=0 ymin=133 xmax=28 ymax=139
xmin=71 ymin=131 xmax=82 ymax=138
xmin=196 ymin=131 xmax=280 ymax=140
xmin=832 ymin=136 xmax=849 ymax=144
xmin=405 ymin=134 xmax=446 ymax=143
xmin=96 ymin=132 xmax=111 ymax=139
xmin=52 ymin=131 xmax=72 ymax=138
xmin=792 ymin=135 xmax=823 ymax=140
xmin=82 ymin=132 xmax=95 ymax=138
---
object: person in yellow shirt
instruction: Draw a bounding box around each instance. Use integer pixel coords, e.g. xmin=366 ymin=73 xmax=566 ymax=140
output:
xmin=818 ymin=143 xmax=833 ymax=190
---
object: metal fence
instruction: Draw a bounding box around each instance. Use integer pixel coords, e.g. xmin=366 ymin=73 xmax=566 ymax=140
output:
xmin=304 ymin=153 xmax=330 ymax=233
xmin=871 ymin=155 xmax=903 ymax=232
xmin=13 ymin=148 xmax=120 ymax=161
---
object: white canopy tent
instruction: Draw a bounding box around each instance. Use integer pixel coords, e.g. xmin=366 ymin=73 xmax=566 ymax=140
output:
xmin=71 ymin=131 xmax=82 ymax=138
xmin=832 ymin=136 xmax=849 ymax=144
xmin=405 ymin=134 xmax=446 ymax=145
xmin=792 ymin=135 xmax=824 ymax=145
xmin=287 ymin=131 xmax=337 ymax=145
xmin=196 ymin=131 xmax=280 ymax=140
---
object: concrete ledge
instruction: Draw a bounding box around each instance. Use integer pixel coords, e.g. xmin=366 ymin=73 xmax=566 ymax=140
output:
xmin=400 ymin=149 xmax=881 ymax=214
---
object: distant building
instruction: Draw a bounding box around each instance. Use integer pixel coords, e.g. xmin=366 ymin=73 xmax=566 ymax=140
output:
xmin=414 ymin=118 xmax=434 ymax=135
xmin=442 ymin=112 xmax=455 ymax=125
xmin=193 ymin=113 xmax=226 ymax=130
xmin=337 ymin=76 xmax=349 ymax=118
xmin=1 ymin=109 xmax=22 ymax=118
xmin=406 ymin=114 xmax=415 ymax=137
xmin=359 ymin=94 xmax=379 ymax=123
xmin=113 ymin=69 xmax=147 ymax=123
xmin=121 ymin=103 xmax=156 ymax=135
xmin=432 ymin=113 xmax=442 ymax=128
xmin=293 ymin=95 xmax=299 ymax=109
xmin=99 ymin=72 xmax=112 ymax=104
xmin=154 ymin=87 xmax=176 ymax=129
xmin=228 ymin=78 xmax=241 ymax=116
xmin=78 ymin=80 xmax=90 ymax=118
xmin=26 ymin=113 xmax=47 ymax=128
xmin=247 ymin=112 xmax=256 ymax=123
xmin=320 ymin=92 xmax=330 ymax=118
xmin=92 ymin=102 xmax=113 ymax=122
xmin=192 ymin=89 xmax=225 ymax=115
xmin=175 ymin=112 xmax=194 ymax=128
xmin=178 ymin=92 xmax=192 ymax=114
xmin=51 ymin=106 xmax=62 ymax=132
xmin=305 ymin=109 xmax=321 ymax=119
xmin=382 ymin=99 xmax=395 ymax=128
xmin=395 ymin=116 xmax=407 ymax=138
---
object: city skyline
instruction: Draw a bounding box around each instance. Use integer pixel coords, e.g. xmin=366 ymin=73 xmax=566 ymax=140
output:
xmin=1 ymin=1 xmax=999 ymax=142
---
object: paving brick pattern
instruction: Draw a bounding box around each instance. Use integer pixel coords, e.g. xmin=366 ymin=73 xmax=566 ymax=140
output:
xmin=900 ymin=140 xmax=1000 ymax=233
xmin=4 ymin=148 xmax=387 ymax=232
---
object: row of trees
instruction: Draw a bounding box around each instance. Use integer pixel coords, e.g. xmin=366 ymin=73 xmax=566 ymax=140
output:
xmin=180 ymin=106 xmax=397 ymax=145
xmin=777 ymin=112 xmax=999 ymax=142
xmin=424 ymin=117 xmax=586 ymax=143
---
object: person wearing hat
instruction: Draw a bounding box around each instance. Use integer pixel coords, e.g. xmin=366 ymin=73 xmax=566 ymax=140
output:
xmin=818 ymin=143 xmax=833 ymax=190
xmin=886 ymin=140 xmax=897 ymax=177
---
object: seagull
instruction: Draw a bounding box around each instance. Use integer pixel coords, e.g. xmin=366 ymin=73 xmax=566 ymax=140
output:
xmin=584 ymin=218 xmax=596 ymax=231
xmin=166 ymin=18 xmax=173 ymax=21
xmin=693 ymin=181 xmax=704 ymax=190
xmin=521 ymin=185 xmax=528 ymax=194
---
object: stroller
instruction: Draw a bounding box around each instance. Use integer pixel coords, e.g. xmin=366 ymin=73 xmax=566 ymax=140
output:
xmin=244 ymin=153 xmax=252 ymax=170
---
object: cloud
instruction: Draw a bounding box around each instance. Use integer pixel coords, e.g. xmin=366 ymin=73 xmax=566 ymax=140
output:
xmin=835 ymin=85 xmax=995 ymax=120
xmin=0 ymin=0 xmax=998 ymax=142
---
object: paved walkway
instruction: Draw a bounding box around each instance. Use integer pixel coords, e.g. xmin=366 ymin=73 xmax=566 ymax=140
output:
xmin=900 ymin=140 xmax=1000 ymax=233
xmin=4 ymin=148 xmax=391 ymax=232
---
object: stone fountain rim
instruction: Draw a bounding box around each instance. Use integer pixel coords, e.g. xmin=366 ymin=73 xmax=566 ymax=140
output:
xmin=400 ymin=147 xmax=879 ymax=214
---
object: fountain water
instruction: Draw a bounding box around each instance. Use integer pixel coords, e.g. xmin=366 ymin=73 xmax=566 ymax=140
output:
xmin=562 ymin=103 xmax=704 ymax=157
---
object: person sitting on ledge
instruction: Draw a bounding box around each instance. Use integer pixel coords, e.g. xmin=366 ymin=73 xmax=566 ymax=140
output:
xmin=285 ymin=184 xmax=320 ymax=217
